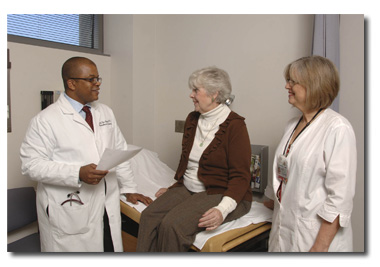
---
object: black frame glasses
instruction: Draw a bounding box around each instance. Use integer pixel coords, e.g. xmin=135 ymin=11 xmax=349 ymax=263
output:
xmin=70 ymin=77 xmax=102 ymax=84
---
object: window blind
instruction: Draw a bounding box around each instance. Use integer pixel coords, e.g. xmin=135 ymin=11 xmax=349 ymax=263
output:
xmin=7 ymin=14 xmax=101 ymax=50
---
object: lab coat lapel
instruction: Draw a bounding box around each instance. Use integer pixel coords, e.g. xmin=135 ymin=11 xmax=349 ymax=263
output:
xmin=91 ymin=102 xmax=100 ymax=132
xmin=57 ymin=94 xmax=94 ymax=132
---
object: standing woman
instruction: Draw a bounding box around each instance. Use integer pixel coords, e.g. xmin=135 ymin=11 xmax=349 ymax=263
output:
xmin=136 ymin=67 xmax=252 ymax=252
xmin=264 ymin=55 xmax=357 ymax=252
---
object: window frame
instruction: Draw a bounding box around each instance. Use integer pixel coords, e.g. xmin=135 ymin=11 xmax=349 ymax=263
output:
xmin=7 ymin=14 xmax=104 ymax=55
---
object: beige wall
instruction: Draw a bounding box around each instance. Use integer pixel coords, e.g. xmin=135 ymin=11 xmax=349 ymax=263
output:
xmin=7 ymin=14 xmax=364 ymax=251
xmin=103 ymin=15 xmax=135 ymax=145
xmin=126 ymin=15 xmax=313 ymax=172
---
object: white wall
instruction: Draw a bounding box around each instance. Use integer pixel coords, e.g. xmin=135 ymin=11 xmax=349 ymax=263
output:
xmin=7 ymin=14 xmax=364 ymax=252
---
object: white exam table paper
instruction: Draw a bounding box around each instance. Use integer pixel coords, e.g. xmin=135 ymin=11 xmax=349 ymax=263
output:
xmin=96 ymin=147 xmax=142 ymax=170
xmin=121 ymin=194 xmax=152 ymax=213
xmin=192 ymin=201 xmax=272 ymax=249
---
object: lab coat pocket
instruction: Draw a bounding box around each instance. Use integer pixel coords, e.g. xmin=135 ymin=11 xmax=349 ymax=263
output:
xmin=97 ymin=127 xmax=115 ymax=149
xmin=49 ymin=202 xmax=90 ymax=235
xmin=296 ymin=217 xmax=321 ymax=251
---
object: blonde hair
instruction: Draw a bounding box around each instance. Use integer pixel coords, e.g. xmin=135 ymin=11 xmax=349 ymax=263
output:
xmin=284 ymin=55 xmax=340 ymax=110
xmin=188 ymin=66 xmax=231 ymax=103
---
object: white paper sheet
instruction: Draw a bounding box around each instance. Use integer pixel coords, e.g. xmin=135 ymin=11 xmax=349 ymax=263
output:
xmin=192 ymin=201 xmax=272 ymax=249
xmin=96 ymin=147 xmax=142 ymax=170
xmin=120 ymin=194 xmax=153 ymax=213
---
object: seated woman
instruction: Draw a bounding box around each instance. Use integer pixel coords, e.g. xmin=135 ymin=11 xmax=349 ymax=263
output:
xmin=136 ymin=67 xmax=253 ymax=252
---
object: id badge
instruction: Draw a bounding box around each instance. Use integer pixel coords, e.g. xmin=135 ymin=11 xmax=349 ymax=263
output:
xmin=277 ymin=154 xmax=288 ymax=183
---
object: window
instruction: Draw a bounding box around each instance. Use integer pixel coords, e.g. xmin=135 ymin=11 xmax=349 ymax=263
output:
xmin=7 ymin=14 xmax=103 ymax=54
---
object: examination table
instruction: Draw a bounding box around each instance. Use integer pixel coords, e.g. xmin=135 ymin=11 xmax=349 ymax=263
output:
xmin=122 ymin=145 xmax=272 ymax=252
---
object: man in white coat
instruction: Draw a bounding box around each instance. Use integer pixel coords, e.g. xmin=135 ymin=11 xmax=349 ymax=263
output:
xmin=20 ymin=57 xmax=152 ymax=252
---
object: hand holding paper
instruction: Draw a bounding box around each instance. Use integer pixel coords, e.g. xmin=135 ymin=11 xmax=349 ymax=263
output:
xmin=96 ymin=147 xmax=142 ymax=170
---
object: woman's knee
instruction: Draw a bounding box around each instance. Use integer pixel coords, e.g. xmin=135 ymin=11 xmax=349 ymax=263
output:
xmin=139 ymin=203 xmax=162 ymax=225
xmin=160 ymin=213 xmax=179 ymax=232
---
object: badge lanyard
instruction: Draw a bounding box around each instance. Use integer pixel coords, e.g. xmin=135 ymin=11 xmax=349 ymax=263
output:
xmin=276 ymin=108 xmax=323 ymax=202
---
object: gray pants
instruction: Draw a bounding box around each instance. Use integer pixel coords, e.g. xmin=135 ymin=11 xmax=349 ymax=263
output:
xmin=136 ymin=186 xmax=251 ymax=252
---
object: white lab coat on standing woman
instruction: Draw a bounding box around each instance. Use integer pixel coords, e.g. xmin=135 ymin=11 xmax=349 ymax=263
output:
xmin=265 ymin=109 xmax=357 ymax=252
xmin=20 ymin=94 xmax=137 ymax=252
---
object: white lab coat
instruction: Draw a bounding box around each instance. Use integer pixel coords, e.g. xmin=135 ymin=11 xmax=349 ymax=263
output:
xmin=265 ymin=109 xmax=356 ymax=252
xmin=20 ymin=94 xmax=137 ymax=252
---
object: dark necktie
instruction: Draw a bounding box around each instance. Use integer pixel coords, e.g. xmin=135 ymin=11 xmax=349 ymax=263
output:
xmin=82 ymin=106 xmax=94 ymax=132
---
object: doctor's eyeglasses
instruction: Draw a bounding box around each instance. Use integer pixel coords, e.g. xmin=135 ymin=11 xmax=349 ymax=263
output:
xmin=70 ymin=77 xmax=102 ymax=85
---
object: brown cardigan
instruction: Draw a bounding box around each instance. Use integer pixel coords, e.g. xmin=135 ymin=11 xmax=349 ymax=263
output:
xmin=170 ymin=111 xmax=252 ymax=203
